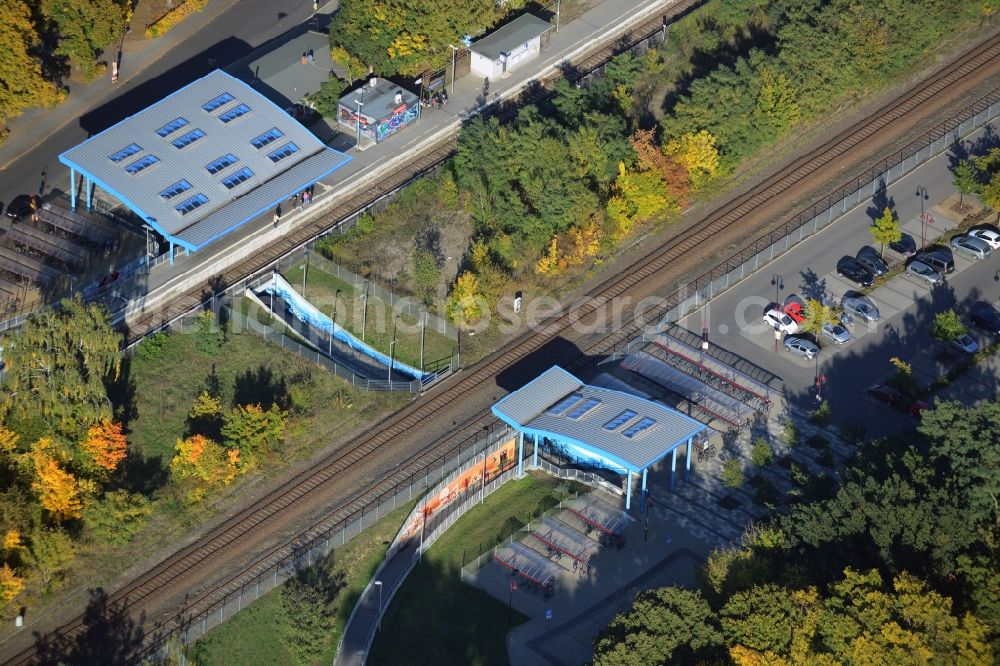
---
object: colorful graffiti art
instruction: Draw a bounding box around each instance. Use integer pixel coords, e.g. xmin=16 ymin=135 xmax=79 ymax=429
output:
xmin=375 ymin=105 xmax=418 ymax=142
xmin=396 ymin=439 xmax=517 ymax=543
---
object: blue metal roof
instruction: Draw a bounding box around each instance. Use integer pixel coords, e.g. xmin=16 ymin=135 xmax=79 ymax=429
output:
xmin=58 ymin=69 xmax=351 ymax=252
xmin=492 ymin=366 xmax=706 ymax=473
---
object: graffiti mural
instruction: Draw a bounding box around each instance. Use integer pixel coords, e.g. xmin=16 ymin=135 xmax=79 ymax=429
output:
xmin=375 ymin=106 xmax=418 ymax=142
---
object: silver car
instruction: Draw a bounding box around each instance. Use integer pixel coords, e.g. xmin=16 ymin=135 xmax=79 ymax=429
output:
xmin=821 ymin=321 xmax=851 ymax=344
xmin=950 ymin=234 xmax=992 ymax=261
xmin=784 ymin=336 xmax=819 ymax=359
xmin=841 ymin=295 xmax=880 ymax=322
xmin=905 ymin=259 xmax=942 ymax=285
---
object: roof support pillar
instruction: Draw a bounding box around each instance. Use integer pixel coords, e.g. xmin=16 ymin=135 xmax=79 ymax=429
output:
xmin=516 ymin=431 xmax=524 ymax=478
xmin=625 ymin=470 xmax=632 ymax=511
xmin=685 ymin=436 xmax=693 ymax=481
xmin=670 ymin=448 xmax=677 ymax=492
xmin=641 ymin=468 xmax=647 ymax=493
xmin=69 ymin=168 xmax=77 ymax=210
xmin=169 ymin=241 xmax=175 ymax=265
xmin=531 ymin=434 xmax=538 ymax=468
xmin=85 ymin=178 xmax=93 ymax=212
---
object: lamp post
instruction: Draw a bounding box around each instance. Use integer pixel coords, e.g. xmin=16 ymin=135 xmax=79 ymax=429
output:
xmin=329 ymin=289 xmax=340 ymax=356
xmin=354 ymin=97 xmax=365 ymax=152
xmin=916 ymin=186 xmax=929 ymax=249
xmin=374 ymin=580 xmax=383 ymax=632
xmin=556 ymin=0 xmax=561 ymax=31
xmin=448 ymin=45 xmax=458 ymax=95
xmin=388 ymin=317 xmax=398 ymax=383
xmin=300 ymin=250 xmax=309 ymax=298
xmin=770 ymin=273 xmax=783 ymax=305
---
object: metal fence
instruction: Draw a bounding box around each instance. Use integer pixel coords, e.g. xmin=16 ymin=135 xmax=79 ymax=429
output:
xmin=603 ymin=85 xmax=1000 ymax=360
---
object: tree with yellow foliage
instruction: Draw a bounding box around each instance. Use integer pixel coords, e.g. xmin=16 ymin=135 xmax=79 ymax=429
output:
xmin=606 ymin=162 xmax=672 ymax=239
xmin=80 ymin=420 xmax=127 ymax=477
xmin=535 ymin=236 xmax=565 ymax=276
xmin=170 ymin=434 xmax=240 ymax=501
xmin=0 ymin=425 xmax=18 ymax=456
xmin=0 ymin=563 xmax=24 ymax=603
xmin=665 ymin=130 xmax=720 ymax=190
xmin=30 ymin=441 xmax=83 ymax=522
xmin=446 ymin=271 xmax=486 ymax=327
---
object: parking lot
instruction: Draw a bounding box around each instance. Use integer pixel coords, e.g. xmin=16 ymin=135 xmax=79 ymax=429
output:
xmin=678 ymin=147 xmax=1000 ymax=436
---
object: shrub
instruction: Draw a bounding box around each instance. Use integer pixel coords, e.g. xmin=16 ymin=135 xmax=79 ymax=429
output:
xmin=780 ymin=417 xmax=799 ymax=448
xmin=750 ymin=438 xmax=773 ymax=470
xmin=83 ymin=490 xmax=154 ymax=545
xmin=195 ymin=311 xmax=224 ymax=355
xmin=808 ymin=400 xmax=831 ymax=425
xmin=145 ymin=0 xmax=209 ymax=39
xmin=136 ymin=330 xmax=169 ymax=360
xmin=721 ymin=459 xmax=744 ymax=490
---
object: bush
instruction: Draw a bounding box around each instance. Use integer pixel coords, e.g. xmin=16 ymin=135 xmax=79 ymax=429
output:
xmin=280 ymin=550 xmax=345 ymax=663
xmin=145 ymin=0 xmax=209 ymax=39
xmin=750 ymin=438 xmax=773 ymax=470
xmin=136 ymin=330 xmax=169 ymax=360
xmin=721 ymin=459 xmax=744 ymax=490
xmin=83 ymin=490 xmax=154 ymax=545
xmin=195 ymin=311 xmax=224 ymax=355
xmin=304 ymin=74 xmax=347 ymax=118
xmin=809 ymin=400 xmax=831 ymax=425
xmin=780 ymin=417 xmax=799 ymax=448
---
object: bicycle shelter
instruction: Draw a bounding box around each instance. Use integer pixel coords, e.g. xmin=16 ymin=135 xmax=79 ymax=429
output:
xmin=492 ymin=366 xmax=708 ymax=508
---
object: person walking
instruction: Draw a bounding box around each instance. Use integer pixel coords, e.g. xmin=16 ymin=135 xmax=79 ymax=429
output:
xmin=482 ymin=76 xmax=490 ymax=97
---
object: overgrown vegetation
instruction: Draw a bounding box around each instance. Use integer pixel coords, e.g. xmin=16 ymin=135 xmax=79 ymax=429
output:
xmin=593 ymin=399 xmax=1000 ymax=662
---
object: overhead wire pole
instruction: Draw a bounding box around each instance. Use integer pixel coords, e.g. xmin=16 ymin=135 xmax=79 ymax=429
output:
xmin=448 ymin=45 xmax=459 ymax=95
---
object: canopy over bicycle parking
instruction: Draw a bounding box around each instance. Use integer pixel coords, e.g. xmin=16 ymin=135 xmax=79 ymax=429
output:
xmin=492 ymin=366 xmax=707 ymax=509
xmin=58 ymin=70 xmax=352 ymax=259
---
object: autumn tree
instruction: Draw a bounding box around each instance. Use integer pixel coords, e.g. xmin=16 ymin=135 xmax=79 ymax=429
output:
xmin=40 ymin=0 xmax=130 ymax=81
xmin=31 ymin=441 xmax=83 ymax=522
xmin=0 ymin=563 xmax=23 ymax=602
xmin=606 ymin=162 xmax=673 ymax=239
xmin=446 ymin=271 xmax=486 ymax=327
xmin=665 ymin=130 xmax=720 ymax=190
xmin=80 ymin=421 xmax=127 ymax=478
xmin=24 ymin=526 xmax=75 ymax=590
xmin=593 ymin=587 xmax=723 ymax=665
xmin=188 ymin=390 xmax=223 ymax=440
xmin=1 ymin=297 xmax=121 ymax=441
xmin=953 ymin=160 xmax=979 ymax=208
xmin=0 ymin=0 xmax=65 ymax=129
xmin=868 ymin=207 xmax=901 ymax=257
xmin=170 ymin=435 xmax=239 ymax=501
xmin=221 ymin=404 xmax=286 ymax=470
xmin=82 ymin=490 xmax=152 ymax=545
xmin=798 ymin=299 xmax=837 ymax=337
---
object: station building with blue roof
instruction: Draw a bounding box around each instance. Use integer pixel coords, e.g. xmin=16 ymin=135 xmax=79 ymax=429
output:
xmin=58 ymin=69 xmax=351 ymax=260
xmin=492 ymin=366 xmax=707 ymax=510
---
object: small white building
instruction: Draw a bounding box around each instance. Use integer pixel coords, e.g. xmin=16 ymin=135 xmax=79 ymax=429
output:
xmin=469 ymin=14 xmax=553 ymax=80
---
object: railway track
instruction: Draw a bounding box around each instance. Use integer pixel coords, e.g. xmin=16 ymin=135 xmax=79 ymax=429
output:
xmin=7 ymin=12 xmax=1000 ymax=666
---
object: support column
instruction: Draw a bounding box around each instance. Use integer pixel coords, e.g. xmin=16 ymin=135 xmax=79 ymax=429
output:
xmin=86 ymin=178 xmax=93 ymax=211
xmin=69 ymin=169 xmax=77 ymax=210
xmin=670 ymin=448 xmax=677 ymax=492
xmin=685 ymin=437 xmax=692 ymax=481
xmin=169 ymin=241 xmax=175 ymax=265
xmin=516 ymin=431 xmax=524 ymax=478
xmin=625 ymin=470 xmax=632 ymax=510
xmin=641 ymin=468 xmax=647 ymax=493
xmin=531 ymin=434 xmax=538 ymax=468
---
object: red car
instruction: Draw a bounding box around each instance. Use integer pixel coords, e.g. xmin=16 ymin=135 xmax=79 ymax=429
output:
xmin=866 ymin=384 xmax=933 ymax=418
xmin=783 ymin=294 xmax=806 ymax=324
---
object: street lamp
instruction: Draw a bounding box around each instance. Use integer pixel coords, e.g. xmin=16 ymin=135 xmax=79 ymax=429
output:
xmin=770 ymin=273 xmax=783 ymax=304
xmin=387 ymin=316 xmax=398 ymax=383
xmin=329 ymin=289 xmax=340 ymax=356
xmin=374 ymin=580 xmax=383 ymax=632
xmin=447 ymin=45 xmax=459 ymax=95
xmin=354 ymin=97 xmax=365 ymax=152
xmin=299 ymin=250 xmax=309 ymax=298
xmin=916 ymin=186 xmax=929 ymax=249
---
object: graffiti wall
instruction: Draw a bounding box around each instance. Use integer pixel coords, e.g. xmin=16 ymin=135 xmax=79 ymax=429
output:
xmin=375 ymin=105 xmax=418 ymax=142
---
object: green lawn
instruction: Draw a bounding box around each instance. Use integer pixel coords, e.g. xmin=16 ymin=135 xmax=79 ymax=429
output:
xmin=192 ymin=499 xmax=418 ymax=666
xmin=367 ymin=473 xmax=585 ymax=666
xmin=282 ymin=264 xmax=456 ymax=372
xmin=125 ymin=318 xmax=408 ymax=470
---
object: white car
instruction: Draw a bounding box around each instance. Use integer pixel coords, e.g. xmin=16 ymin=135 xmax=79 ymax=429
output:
xmin=969 ymin=228 xmax=1000 ymax=249
xmin=763 ymin=308 xmax=799 ymax=334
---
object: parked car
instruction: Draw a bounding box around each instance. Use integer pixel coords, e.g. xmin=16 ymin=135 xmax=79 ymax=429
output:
xmin=889 ymin=232 xmax=917 ymax=257
xmin=949 ymin=333 xmax=979 ymax=355
xmin=971 ymin=302 xmax=1000 ymax=336
xmin=866 ymin=384 xmax=932 ymax=418
xmin=763 ymin=307 xmax=799 ymax=334
xmin=968 ymin=227 xmax=1000 ymax=249
xmin=905 ymin=259 xmax=942 ymax=285
xmin=914 ymin=248 xmax=954 ymax=275
xmin=856 ymin=246 xmax=889 ymax=276
xmin=4 ymin=194 xmax=35 ymax=220
xmin=842 ymin=293 xmax=880 ymax=322
xmin=784 ymin=336 xmax=819 ymax=359
xmin=782 ymin=294 xmax=806 ymax=323
xmin=821 ymin=321 xmax=851 ymax=345
xmin=950 ymin=234 xmax=992 ymax=261
xmin=836 ymin=256 xmax=874 ymax=287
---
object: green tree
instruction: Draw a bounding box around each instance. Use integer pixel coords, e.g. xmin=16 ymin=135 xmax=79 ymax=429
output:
xmin=750 ymin=438 xmax=773 ymax=472
xmin=41 ymin=0 xmax=129 ymax=81
xmin=24 ymin=526 xmax=75 ymax=590
xmin=722 ymin=459 xmax=744 ymax=490
xmin=412 ymin=247 xmax=441 ymax=299
xmin=798 ymin=299 xmax=837 ymax=337
xmin=82 ymin=490 xmax=153 ymax=545
xmin=869 ymin=207 xmax=901 ymax=257
xmin=0 ymin=0 xmax=65 ymax=128
xmin=303 ymin=74 xmax=347 ymax=118
xmin=221 ymin=403 xmax=286 ymax=470
xmin=953 ymin=159 xmax=979 ymax=208
xmin=280 ymin=550 xmax=345 ymax=662
xmin=1 ymin=297 xmax=121 ymax=442
xmin=980 ymin=171 xmax=1000 ymax=216
xmin=593 ymin=587 xmax=723 ymax=665
xmin=194 ymin=311 xmax=224 ymax=355
xmin=930 ymin=308 xmax=967 ymax=343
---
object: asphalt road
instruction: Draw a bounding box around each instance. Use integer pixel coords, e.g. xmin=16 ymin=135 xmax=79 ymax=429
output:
xmin=679 ymin=123 xmax=1000 ymax=437
xmin=0 ymin=0 xmax=325 ymax=211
